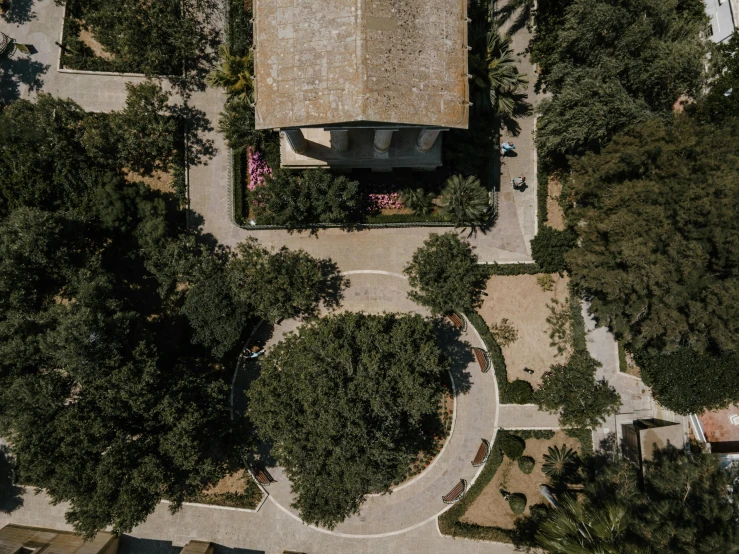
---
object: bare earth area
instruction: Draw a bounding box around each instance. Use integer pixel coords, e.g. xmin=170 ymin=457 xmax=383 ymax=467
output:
xmin=461 ymin=431 xmax=581 ymax=529
xmin=202 ymin=470 xmax=248 ymax=496
xmin=480 ymin=274 xmax=570 ymax=388
xmin=546 ymin=176 xmax=565 ymax=231
xmin=78 ymin=21 xmax=114 ymax=61
xmin=125 ymin=169 xmax=175 ymax=194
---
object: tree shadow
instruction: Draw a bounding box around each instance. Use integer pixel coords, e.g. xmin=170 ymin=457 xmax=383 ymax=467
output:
xmin=0 ymin=445 xmax=23 ymax=514
xmin=317 ymin=260 xmax=349 ymax=314
xmin=500 ymin=93 xmax=534 ymax=137
xmin=0 ymin=52 xmax=48 ymax=104
xmin=168 ymin=103 xmax=216 ymax=168
xmin=1 ymin=0 xmax=36 ymax=24
xmin=494 ymin=0 xmax=533 ymax=37
xmin=436 ymin=320 xmax=473 ymax=396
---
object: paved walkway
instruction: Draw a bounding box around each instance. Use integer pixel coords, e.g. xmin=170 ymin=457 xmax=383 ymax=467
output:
xmin=497 ymin=404 xmax=560 ymax=429
xmin=582 ymin=302 xmax=689 ymax=451
xmin=251 ymin=273 xmax=498 ymax=536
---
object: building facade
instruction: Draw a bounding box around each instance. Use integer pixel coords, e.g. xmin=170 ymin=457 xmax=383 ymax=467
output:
xmin=704 ymin=0 xmax=737 ymax=42
xmin=253 ymin=0 xmax=469 ymax=169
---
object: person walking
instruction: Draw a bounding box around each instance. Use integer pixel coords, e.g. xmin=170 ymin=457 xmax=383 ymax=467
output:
xmin=512 ymin=175 xmax=526 ymax=189
xmin=500 ymin=141 xmax=516 ymax=155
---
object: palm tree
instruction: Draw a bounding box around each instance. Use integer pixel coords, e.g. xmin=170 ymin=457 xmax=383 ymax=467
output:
xmin=400 ymin=187 xmax=436 ymax=216
xmin=542 ymin=444 xmax=578 ymax=479
xmin=537 ymin=496 xmax=629 ymax=554
xmin=439 ymin=175 xmax=490 ymax=228
xmin=468 ymin=26 xmax=528 ymax=117
xmin=206 ymin=44 xmax=254 ymax=105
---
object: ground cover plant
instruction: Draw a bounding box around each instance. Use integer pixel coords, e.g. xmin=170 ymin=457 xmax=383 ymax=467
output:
xmin=248 ymin=313 xmax=449 ymax=529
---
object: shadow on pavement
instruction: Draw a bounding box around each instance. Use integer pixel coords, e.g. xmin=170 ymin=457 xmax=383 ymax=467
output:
xmin=0 ymin=445 xmax=22 ymax=514
xmin=1 ymin=0 xmax=36 ymax=24
xmin=0 ymin=52 xmax=48 ymax=104
xmin=437 ymin=321 xmax=473 ymax=396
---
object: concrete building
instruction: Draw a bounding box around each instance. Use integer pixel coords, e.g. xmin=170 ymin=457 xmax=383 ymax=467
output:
xmin=0 ymin=524 xmax=118 ymax=554
xmin=253 ymin=0 xmax=469 ymax=170
xmin=621 ymin=418 xmax=686 ymax=470
xmin=704 ymin=0 xmax=737 ymax=43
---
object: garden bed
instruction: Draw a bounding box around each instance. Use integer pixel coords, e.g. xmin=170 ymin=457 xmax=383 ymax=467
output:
xmin=460 ymin=430 xmax=581 ymax=529
xmin=545 ymin=175 xmax=565 ymax=231
xmin=185 ymin=469 xmax=263 ymax=509
xmin=479 ymin=273 xmax=570 ymax=389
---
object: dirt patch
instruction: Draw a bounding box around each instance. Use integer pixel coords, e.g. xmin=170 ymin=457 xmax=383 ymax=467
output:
xmin=78 ymin=21 xmax=115 ymax=61
xmin=546 ymin=175 xmax=565 ymax=231
xmin=203 ymin=469 xmax=248 ymax=496
xmin=461 ymin=431 xmax=582 ymax=528
xmin=125 ymin=169 xmax=175 ymax=194
xmin=480 ymin=274 xmax=570 ymax=388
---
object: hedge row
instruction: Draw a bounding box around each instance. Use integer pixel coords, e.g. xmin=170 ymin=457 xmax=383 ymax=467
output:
xmin=232 ymin=147 xmax=248 ymax=225
xmin=482 ymin=263 xmax=542 ymax=276
xmin=569 ymin=284 xmax=588 ymax=354
xmin=510 ymin=429 xmax=555 ymax=440
xmin=465 ymin=312 xmax=534 ymax=404
xmin=364 ymin=212 xmax=453 ymax=225
xmin=537 ymin=159 xmax=549 ymax=228
xmin=438 ymin=431 xmax=514 ymax=542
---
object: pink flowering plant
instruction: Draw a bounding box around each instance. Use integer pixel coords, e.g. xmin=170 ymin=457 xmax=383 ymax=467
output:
xmin=361 ymin=182 xmax=405 ymax=213
xmin=247 ymin=147 xmax=271 ymax=191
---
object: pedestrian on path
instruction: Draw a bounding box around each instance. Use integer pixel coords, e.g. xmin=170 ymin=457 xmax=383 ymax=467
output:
xmin=512 ymin=175 xmax=526 ymax=189
xmin=500 ymin=141 xmax=516 ymax=156
xmin=243 ymin=345 xmax=264 ymax=359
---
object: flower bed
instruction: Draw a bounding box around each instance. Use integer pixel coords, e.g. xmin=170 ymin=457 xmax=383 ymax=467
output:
xmin=247 ymin=147 xmax=271 ymax=190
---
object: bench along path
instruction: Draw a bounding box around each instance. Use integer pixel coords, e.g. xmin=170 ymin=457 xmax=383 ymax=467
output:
xmin=260 ymin=273 xmax=499 ymax=536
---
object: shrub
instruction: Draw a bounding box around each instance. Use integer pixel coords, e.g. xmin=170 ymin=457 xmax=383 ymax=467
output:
xmin=508 ymin=493 xmax=527 ymax=514
xmin=542 ymin=445 xmax=577 ymax=479
xmin=401 ymin=187 xmax=436 ymax=215
xmin=438 ymin=174 xmax=490 ymax=227
xmin=507 ymin=379 xmax=534 ymax=404
xmin=537 ymin=274 xmax=554 ymax=291
xmin=518 ymin=456 xmax=535 ymax=474
xmin=531 ymin=226 xmax=576 ymax=273
xmin=489 ymin=318 xmax=518 ymax=347
xmin=499 ymin=432 xmax=525 ymax=460
xmin=404 ymin=233 xmax=486 ymax=315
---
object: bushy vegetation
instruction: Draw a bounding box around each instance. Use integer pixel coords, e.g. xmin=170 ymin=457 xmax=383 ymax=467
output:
xmin=438 ymin=174 xmax=491 ymax=228
xmin=536 ymin=446 xmax=739 ymax=553
xmin=248 ymin=313 xmax=448 ymax=529
xmin=499 ymin=432 xmax=526 ymax=460
xmin=0 ymin=93 xmax=341 ymax=537
xmin=531 ymin=227 xmax=576 ymax=274
xmin=517 ymin=456 xmax=535 ymax=474
xmin=508 ymin=493 xmax=527 ymax=514
xmin=405 ymin=233 xmax=486 ymax=315
xmin=531 ymin=0 xmax=707 ymax=164
xmin=60 ymin=0 xmax=202 ymax=74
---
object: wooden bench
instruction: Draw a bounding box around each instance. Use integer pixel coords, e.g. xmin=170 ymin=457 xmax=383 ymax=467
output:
xmin=472 ymin=439 xmax=491 ymax=467
xmin=253 ymin=467 xmax=275 ymax=486
xmin=442 ymin=479 xmax=467 ymax=504
xmin=472 ymin=347 xmax=491 ymax=373
xmin=446 ymin=312 xmax=466 ymax=331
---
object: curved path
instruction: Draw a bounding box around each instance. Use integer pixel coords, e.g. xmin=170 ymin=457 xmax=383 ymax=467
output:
xmin=252 ymin=272 xmax=499 ymax=536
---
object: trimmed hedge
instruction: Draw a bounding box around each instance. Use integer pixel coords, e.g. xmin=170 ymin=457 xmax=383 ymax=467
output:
xmin=232 ymin=147 xmax=248 ymax=225
xmin=466 ymin=311 xmax=532 ymax=404
xmin=618 ymin=341 xmax=628 ymax=374
xmin=538 ymin=160 xmax=549 ymax=228
xmin=569 ymin=284 xmax=588 ymax=353
xmin=518 ymin=456 xmax=535 ymax=474
xmin=364 ymin=212 xmax=452 ymax=225
xmin=499 ymin=432 xmax=525 ymax=459
xmin=482 ymin=263 xmax=542 ymax=276
xmin=564 ymin=428 xmax=594 ymax=456
xmin=511 ymin=429 xmax=555 ymax=440
xmin=508 ymin=493 xmax=527 ymax=514
xmin=507 ymin=379 xmax=535 ymax=404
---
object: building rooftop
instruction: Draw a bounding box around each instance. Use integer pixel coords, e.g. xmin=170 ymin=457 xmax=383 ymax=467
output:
xmin=254 ymin=0 xmax=469 ymax=130
xmin=0 ymin=524 xmax=118 ymax=554
xmin=698 ymin=404 xmax=739 ymax=453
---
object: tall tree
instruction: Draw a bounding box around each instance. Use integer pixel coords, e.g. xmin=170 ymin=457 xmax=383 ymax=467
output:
xmin=248 ymin=313 xmax=448 ymax=528
xmin=535 ymin=352 xmax=621 ymax=429
xmin=564 ymin=116 xmax=739 ymax=355
xmin=404 ymin=233 xmax=486 ymax=315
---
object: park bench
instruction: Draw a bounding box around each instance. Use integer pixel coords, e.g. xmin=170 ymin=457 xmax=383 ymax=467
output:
xmin=472 ymin=347 xmax=491 ymax=373
xmin=446 ymin=312 xmax=466 ymax=331
xmin=442 ymin=479 xmax=466 ymax=504
xmin=472 ymin=439 xmax=491 ymax=467
xmin=252 ymin=467 xmax=275 ymax=486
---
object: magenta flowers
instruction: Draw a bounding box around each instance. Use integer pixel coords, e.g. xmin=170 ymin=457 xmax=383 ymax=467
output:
xmin=247 ymin=147 xmax=271 ymax=191
xmin=367 ymin=192 xmax=404 ymax=210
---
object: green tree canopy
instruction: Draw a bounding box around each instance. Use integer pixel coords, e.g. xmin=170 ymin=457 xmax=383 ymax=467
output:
xmin=531 ymin=0 xmax=707 ymax=161
xmin=537 ymin=446 xmax=739 ymax=554
xmin=253 ymin=168 xmax=362 ymax=228
xmin=228 ymin=237 xmax=345 ymax=324
xmin=404 ymin=233 xmax=486 ymax=315
xmin=248 ymin=313 xmax=448 ymax=528
xmin=564 ymin=117 xmax=739 ymax=354
xmin=690 ymin=33 xmax=739 ymax=125
xmin=534 ymin=352 xmax=621 ymax=429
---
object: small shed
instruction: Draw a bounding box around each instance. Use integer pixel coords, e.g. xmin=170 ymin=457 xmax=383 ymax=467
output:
xmin=621 ymin=418 xmax=685 ymax=468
